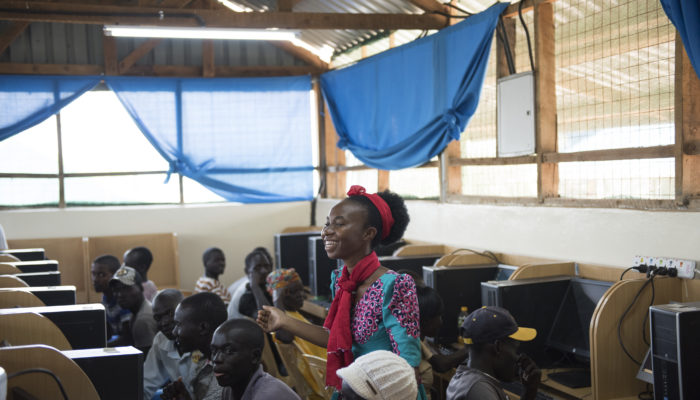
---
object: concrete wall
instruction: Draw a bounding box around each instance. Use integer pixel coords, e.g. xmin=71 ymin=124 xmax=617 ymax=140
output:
xmin=0 ymin=201 xmax=311 ymax=289
xmin=315 ymin=199 xmax=700 ymax=268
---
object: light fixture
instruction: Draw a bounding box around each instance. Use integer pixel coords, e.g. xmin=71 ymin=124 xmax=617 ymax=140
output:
xmin=103 ymin=26 xmax=298 ymax=41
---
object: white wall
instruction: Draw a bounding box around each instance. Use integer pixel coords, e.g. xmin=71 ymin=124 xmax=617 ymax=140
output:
xmin=0 ymin=201 xmax=311 ymax=289
xmin=315 ymin=199 xmax=700 ymax=268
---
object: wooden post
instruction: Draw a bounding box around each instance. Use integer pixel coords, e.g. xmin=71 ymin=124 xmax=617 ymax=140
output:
xmin=102 ymin=34 xmax=118 ymax=75
xmin=441 ymin=1 xmax=463 ymax=199
xmin=202 ymin=39 xmax=214 ymax=77
xmin=377 ymin=34 xmax=396 ymax=192
xmin=675 ymin=34 xmax=700 ymax=205
xmin=534 ymin=1 xmax=558 ymax=202
xmin=323 ymin=101 xmax=346 ymax=198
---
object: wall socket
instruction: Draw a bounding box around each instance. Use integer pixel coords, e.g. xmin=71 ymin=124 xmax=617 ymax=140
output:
xmin=633 ymin=255 xmax=697 ymax=279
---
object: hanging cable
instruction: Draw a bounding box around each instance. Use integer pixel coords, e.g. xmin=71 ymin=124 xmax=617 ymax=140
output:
xmin=8 ymin=368 xmax=70 ymax=400
xmin=497 ymin=16 xmax=516 ymax=74
xmin=617 ymin=276 xmax=654 ymax=366
xmin=641 ymin=275 xmax=655 ymax=346
xmin=518 ymin=0 xmax=536 ymax=72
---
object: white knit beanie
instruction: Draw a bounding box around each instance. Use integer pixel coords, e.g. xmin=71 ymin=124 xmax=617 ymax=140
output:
xmin=336 ymin=350 xmax=418 ymax=400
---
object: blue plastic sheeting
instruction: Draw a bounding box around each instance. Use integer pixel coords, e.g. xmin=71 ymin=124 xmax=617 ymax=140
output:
xmin=106 ymin=75 xmax=314 ymax=203
xmin=661 ymin=0 xmax=700 ymax=79
xmin=320 ymin=3 xmax=508 ymax=170
xmin=0 ymin=75 xmax=100 ymax=142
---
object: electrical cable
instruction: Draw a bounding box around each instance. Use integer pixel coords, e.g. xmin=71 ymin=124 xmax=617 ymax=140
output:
xmin=620 ymin=266 xmax=635 ymax=280
xmin=517 ymin=0 xmax=536 ymax=72
xmin=442 ymin=2 xmax=474 ymax=16
xmin=641 ymin=275 xmax=655 ymax=347
xmin=449 ymin=248 xmax=501 ymax=264
xmin=7 ymin=368 xmax=70 ymax=400
xmin=497 ymin=15 xmax=516 ymax=74
xmin=617 ymin=276 xmax=653 ymax=366
xmin=638 ymin=383 xmax=653 ymax=400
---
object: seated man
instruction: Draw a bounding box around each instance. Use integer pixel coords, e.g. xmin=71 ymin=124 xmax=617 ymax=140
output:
xmin=144 ymin=289 xmax=197 ymax=400
xmin=194 ymin=247 xmax=231 ymax=304
xmin=446 ymin=307 xmax=541 ymax=400
xmin=161 ymin=292 xmax=228 ymax=400
xmin=124 ymin=246 xmax=158 ymax=302
xmin=336 ymin=350 xmax=418 ymax=400
xmin=91 ymin=254 xmax=131 ymax=338
xmin=227 ymin=246 xmax=272 ymax=302
xmin=266 ymin=269 xmax=326 ymax=396
xmin=211 ymin=318 xmax=300 ymax=400
xmin=108 ymin=266 xmax=158 ymax=356
xmin=236 ymin=250 xmax=273 ymax=320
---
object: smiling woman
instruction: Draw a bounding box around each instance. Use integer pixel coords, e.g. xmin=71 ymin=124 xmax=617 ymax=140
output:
xmin=257 ymin=185 xmax=426 ymax=399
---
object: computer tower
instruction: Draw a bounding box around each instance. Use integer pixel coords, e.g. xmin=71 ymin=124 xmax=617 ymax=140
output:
xmin=481 ymin=276 xmax=571 ymax=366
xmin=423 ymin=264 xmax=499 ymax=344
xmin=9 ymin=260 xmax=59 ymax=273
xmin=0 ymin=304 xmax=107 ymax=349
xmin=650 ymin=302 xmax=700 ymax=400
xmin=308 ymin=237 xmax=337 ymax=299
xmin=14 ymin=271 xmax=61 ymax=286
xmin=0 ymin=286 xmax=76 ymax=306
xmin=64 ymin=346 xmax=144 ymax=400
xmin=378 ymin=255 xmax=441 ymax=277
xmin=274 ymin=231 xmax=321 ymax=286
xmin=0 ymin=248 xmax=45 ymax=261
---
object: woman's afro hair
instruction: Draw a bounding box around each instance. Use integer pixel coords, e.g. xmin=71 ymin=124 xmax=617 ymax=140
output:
xmin=348 ymin=190 xmax=410 ymax=249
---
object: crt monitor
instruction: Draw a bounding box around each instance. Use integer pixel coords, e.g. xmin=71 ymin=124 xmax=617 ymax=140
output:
xmin=274 ymin=231 xmax=321 ymax=286
xmin=546 ymin=277 xmax=613 ymax=360
xmin=494 ymin=264 xmax=518 ymax=281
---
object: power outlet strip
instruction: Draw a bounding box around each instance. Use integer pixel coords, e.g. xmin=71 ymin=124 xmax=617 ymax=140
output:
xmin=633 ymin=255 xmax=697 ymax=279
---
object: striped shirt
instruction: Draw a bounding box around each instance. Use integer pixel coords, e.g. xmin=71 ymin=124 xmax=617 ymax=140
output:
xmin=194 ymin=276 xmax=231 ymax=304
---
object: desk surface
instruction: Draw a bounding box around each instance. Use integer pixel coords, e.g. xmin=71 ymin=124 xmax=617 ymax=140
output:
xmin=301 ymin=299 xmax=329 ymax=319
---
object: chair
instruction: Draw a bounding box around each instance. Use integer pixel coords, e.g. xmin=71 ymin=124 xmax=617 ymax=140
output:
xmin=0 ymin=275 xmax=29 ymax=287
xmin=299 ymin=349 xmax=334 ymax=400
xmin=0 ymin=344 xmax=100 ymax=399
xmin=0 ymin=290 xmax=46 ymax=308
xmin=275 ymin=340 xmax=310 ymax=399
xmin=261 ymin=331 xmax=284 ymax=379
xmin=0 ymin=312 xmax=72 ymax=350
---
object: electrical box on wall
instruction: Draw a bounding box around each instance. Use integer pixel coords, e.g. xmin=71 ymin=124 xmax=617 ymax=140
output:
xmin=497 ymin=71 xmax=535 ymax=157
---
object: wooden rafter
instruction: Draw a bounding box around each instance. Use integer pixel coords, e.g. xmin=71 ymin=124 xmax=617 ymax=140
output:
xmin=0 ymin=21 xmax=29 ymax=55
xmin=0 ymin=2 xmax=447 ymax=30
xmin=118 ymin=39 xmax=163 ymax=73
xmin=407 ymin=0 xmax=449 ymax=23
xmin=270 ymin=41 xmax=328 ymax=71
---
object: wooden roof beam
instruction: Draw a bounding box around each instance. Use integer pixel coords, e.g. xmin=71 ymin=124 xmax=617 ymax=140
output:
xmin=0 ymin=2 xmax=448 ymax=30
xmin=0 ymin=21 xmax=29 ymax=55
xmin=119 ymin=38 xmax=163 ymax=73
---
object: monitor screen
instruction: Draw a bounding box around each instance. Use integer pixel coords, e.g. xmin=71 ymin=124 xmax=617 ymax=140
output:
xmin=546 ymin=278 xmax=613 ymax=360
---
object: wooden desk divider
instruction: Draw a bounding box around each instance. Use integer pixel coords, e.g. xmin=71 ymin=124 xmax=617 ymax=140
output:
xmin=0 ymin=254 xmax=20 ymax=262
xmin=8 ymin=237 xmax=90 ymax=302
xmin=0 ymin=344 xmax=100 ymax=400
xmin=0 ymin=312 xmax=72 ymax=350
xmin=0 ymin=275 xmax=30 ymax=287
xmin=281 ymin=226 xmax=324 ymax=233
xmin=393 ymin=243 xmax=455 ymax=257
xmin=0 ymin=290 xmax=45 ymax=308
xmin=0 ymin=263 xmax=21 ymax=274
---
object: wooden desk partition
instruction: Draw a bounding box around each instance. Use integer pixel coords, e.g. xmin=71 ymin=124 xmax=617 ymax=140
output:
xmin=86 ymin=233 xmax=180 ymax=303
xmin=281 ymin=226 xmax=323 ymax=233
xmin=0 ymin=275 xmax=30 ymax=287
xmin=0 ymin=344 xmax=99 ymax=400
xmin=0 ymin=254 xmax=20 ymax=262
xmin=393 ymin=244 xmax=454 ymax=257
xmin=0 ymin=290 xmax=45 ymax=308
xmin=8 ymin=237 xmax=89 ymax=303
xmin=0 ymin=263 xmax=21 ymax=274
xmin=0 ymin=312 xmax=72 ymax=350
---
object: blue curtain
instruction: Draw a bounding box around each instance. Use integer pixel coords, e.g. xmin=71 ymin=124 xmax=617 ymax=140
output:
xmin=661 ymin=0 xmax=700 ymax=79
xmin=0 ymin=75 xmax=100 ymax=141
xmin=106 ymin=75 xmax=313 ymax=203
xmin=320 ymin=3 xmax=507 ymax=170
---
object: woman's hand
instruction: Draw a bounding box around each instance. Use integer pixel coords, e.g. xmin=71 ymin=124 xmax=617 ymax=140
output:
xmin=256 ymin=305 xmax=287 ymax=332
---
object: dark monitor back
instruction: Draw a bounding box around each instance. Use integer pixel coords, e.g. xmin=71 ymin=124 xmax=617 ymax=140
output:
xmin=64 ymin=346 xmax=144 ymax=400
xmin=0 ymin=304 xmax=107 ymax=349
xmin=308 ymin=237 xmax=337 ymax=299
xmin=494 ymin=264 xmax=518 ymax=281
xmin=378 ymin=255 xmax=441 ymax=277
xmin=15 ymin=271 xmax=61 ymax=286
xmin=0 ymin=248 xmax=45 ymax=261
xmin=481 ymin=276 xmax=571 ymax=366
xmin=374 ymin=240 xmax=407 ymax=257
xmin=274 ymin=232 xmax=321 ymax=286
xmin=10 ymin=260 xmax=59 ymax=273
xmin=0 ymin=286 xmax=76 ymax=306
xmin=546 ymin=278 xmax=613 ymax=361
xmin=423 ymin=264 xmax=499 ymax=344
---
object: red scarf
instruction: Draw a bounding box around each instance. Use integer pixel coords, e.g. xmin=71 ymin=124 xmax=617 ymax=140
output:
xmin=323 ymin=251 xmax=381 ymax=389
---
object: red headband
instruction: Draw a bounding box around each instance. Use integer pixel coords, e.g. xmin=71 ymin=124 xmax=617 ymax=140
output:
xmin=347 ymin=185 xmax=395 ymax=240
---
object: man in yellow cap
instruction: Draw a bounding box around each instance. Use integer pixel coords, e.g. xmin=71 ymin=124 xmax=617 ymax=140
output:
xmin=446 ymin=306 xmax=541 ymax=400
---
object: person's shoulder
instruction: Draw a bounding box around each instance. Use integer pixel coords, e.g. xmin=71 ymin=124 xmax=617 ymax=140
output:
xmin=447 ymin=368 xmax=505 ymax=400
xmin=255 ymin=371 xmax=301 ymax=398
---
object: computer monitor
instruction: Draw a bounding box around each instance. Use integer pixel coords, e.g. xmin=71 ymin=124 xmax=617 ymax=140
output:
xmin=274 ymin=231 xmax=321 ymax=286
xmin=308 ymin=236 xmax=337 ymax=299
xmin=0 ymin=286 xmax=76 ymax=306
xmin=494 ymin=264 xmax=518 ymax=281
xmin=0 ymin=304 xmax=107 ymax=349
xmin=378 ymin=255 xmax=441 ymax=277
xmin=481 ymin=276 xmax=572 ymax=366
xmin=423 ymin=264 xmax=499 ymax=344
xmin=64 ymin=346 xmax=144 ymax=400
xmin=374 ymin=240 xmax=407 ymax=256
xmin=0 ymin=248 xmax=45 ymax=261
xmin=546 ymin=277 xmax=613 ymax=360
xmin=9 ymin=260 xmax=59 ymax=273
xmin=14 ymin=271 xmax=61 ymax=286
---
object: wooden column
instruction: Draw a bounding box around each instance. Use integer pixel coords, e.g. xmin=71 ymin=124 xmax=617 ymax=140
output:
xmin=442 ymin=1 xmax=463 ymax=199
xmin=534 ymin=1 xmax=558 ymax=202
xmin=322 ymin=92 xmax=346 ymax=198
xmin=102 ymin=34 xmax=118 ymax=75
xmin=377 ymin=34 xmax=395 ymax=192
xmin=675 ymin=33 xmax=700 ymax=206
xmin=202 ymin=39 xmax=215 ymax=77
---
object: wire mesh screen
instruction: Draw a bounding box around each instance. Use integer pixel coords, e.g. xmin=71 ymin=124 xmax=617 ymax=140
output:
xmin=390 ymin=167 xmax=440 ymax=199
xmin=461 ymin=164 xmax=537 ymax=197
xmin=555 ymin=0 xmax=676 ymax=200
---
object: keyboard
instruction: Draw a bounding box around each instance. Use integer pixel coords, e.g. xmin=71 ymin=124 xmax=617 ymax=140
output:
xmin=500 ymin=381 xmax=555 ymax=400
xmin=547 ymin=370 xmax=591 ymax=389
